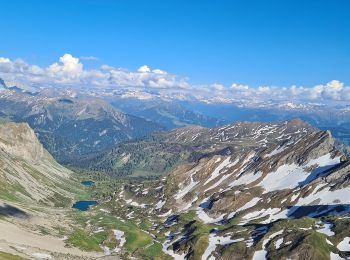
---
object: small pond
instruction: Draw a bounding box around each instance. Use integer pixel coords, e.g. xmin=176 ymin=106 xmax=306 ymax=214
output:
xmin=81 ymin=180 xmax=95 ymax=187
xmin=72 ymin=201 xmax=97 ymax=211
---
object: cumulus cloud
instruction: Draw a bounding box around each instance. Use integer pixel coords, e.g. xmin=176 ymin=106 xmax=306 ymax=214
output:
xmin=47 ymin=54 xmax=83 ymax=82
xmin=152 ymin=68 xmax=167 ymax=75
xmin=137 ymin=65 xmax=151 ymax=73
xmin=231 ymin=83 xmax=249 ymax=91
xmin=0 ymin=54 xmax=189 ymax=89
xmin=0 ymin=53 xmax=348 ymax=104
xmin=256 ymin=86 xmax=271 ymax=94
xmin=211 ymin=83 xmax=225 ymax=91
xmin=226 ymin=80 xmax=350 ymax=102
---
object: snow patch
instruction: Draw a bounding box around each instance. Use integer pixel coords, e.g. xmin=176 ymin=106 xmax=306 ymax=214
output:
xmin=175 ymin=172 xmax=199 ymax=200
xmin=316 ymin=222 xmax=335 ymax=236
xmin=99 ymin=129 xmax=107 ymax=136
xmin=196 ymin=198 xmax=225 ymax=224
xmin=31 ymin=253 xmax=52 ymax=259
xmin=162 ymin=236 xmax=186 ymax=260
xmin=275 ymin=238 xmax=283 ymax=249
xmin=113 ymin=229 xmax=126 ymax=252
xmin=125 ymin=199 xmax=147 ymax=208
xmin=259 ymin=154 xmax=340 ymax=193
xmin=202 ymin=233 xmax=243 ymax=260
xmin=265 ymin=145 xmax=287 ymax=157
xmin=227 ymin=197 xmax=261 ymax=219
xmin=252 ymin=230 xmax=283 ymax=260
xmin=229 ymin=171 xmax=262 ymax=188
xmin=330 ymin=252 xmax=345 ymax=260
xmin=204 ymin=157 xmax=231 ymax=186
xmin=337 ymin=237 xmax=350 ymax=251
xmin=155 ymin=200 xmax=166 ymax=210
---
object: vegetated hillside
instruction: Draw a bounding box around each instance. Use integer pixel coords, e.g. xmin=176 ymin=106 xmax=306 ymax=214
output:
xmin=110 ymin=98 xmax=223 ymax=129
xmin=0 ymin=89 xmax=164 ymax=163
xmin=0 ymin=122 xmax=76 ymax=206
xmin=78 ymin=138 xmax=192 ymax=178
xmin=78 ymin=119 xmax=317 ymax=178
xmin=91 ymin=119 xmax=350 ymax=259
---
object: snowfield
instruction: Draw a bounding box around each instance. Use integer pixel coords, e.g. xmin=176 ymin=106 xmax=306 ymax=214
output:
xmin=337 ymin=237 xmax=350 ymax=251
xmin=259 ymin=153 xmax=340 ymax=193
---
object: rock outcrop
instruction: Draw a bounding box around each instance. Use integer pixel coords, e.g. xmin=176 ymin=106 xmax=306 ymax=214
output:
xmin=0 ymin=122 xmax=76 ymax=204
xmin=0 ymin=122 xmax=45 ymax=162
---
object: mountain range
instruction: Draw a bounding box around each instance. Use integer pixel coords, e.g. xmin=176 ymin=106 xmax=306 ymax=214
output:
xmin=1 ymin=78 xmax=350 ymax=259
xmin=0 ymin=87 xmax=164 ymax=163
xmin=35 ymin=83 xmax=350 ymax=146
xmin=1 ymin=119 xmax=350 ymax=259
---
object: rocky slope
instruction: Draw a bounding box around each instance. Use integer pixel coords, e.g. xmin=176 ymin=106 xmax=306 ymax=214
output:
xmin=103 ymin=119 xmax=350 ymax=260
xmin=0 ymin=122 xmax=76 ymax=204
xmin=0 ymin=89 xmax=163 ymax=163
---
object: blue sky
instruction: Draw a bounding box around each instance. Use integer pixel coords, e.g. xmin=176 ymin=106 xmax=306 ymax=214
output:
xmin=0 ymin=0 xmax=349 ymax=87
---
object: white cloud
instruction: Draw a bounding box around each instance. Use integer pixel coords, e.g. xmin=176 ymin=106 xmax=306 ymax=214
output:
xmin=257 ymin=86 xmax=270 ymax=93
xmin=0 ymin=54 xmax=189 ymax=90
xmin=47 ymin=54 xmax=83 ymax=82
xmin=220 ymin=80 xmax=350 ymax=103
xmin=152 ymin=68 xmax=167 ymax=75
xmin=137 ymin=65 xmax=151 ymax=73
xmin=231 ymin=83 xmax=249 ymax=91
xmin=0 ymin=53 xmax=348 ymax=104
xmin=210 ymin=83 xmax=225 ymax=91
xmin=0 ymin=57 xmax=10 ymax=63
